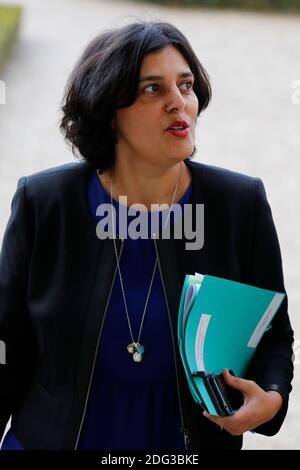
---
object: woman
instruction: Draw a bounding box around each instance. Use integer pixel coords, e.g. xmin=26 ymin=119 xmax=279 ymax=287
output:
xmin=0 ymin=21 xmax=294 ymax=450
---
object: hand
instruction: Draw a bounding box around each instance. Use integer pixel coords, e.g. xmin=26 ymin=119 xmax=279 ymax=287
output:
xmin=203 ymin=369 xmax=283 ymax=435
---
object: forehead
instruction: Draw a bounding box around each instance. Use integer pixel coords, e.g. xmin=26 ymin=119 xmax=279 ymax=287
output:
xmin=140 ymin=45 xmax=191 ymax=74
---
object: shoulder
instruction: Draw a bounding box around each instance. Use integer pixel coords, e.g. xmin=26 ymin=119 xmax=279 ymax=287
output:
xmin=11 ymin=161 xmax=95 ymax=223
xmin=24 ymin=161 xmax=92 ymax=187
xmin=20 ymin=160 xmax=93 ymax=204
xmin=185 ymin=159 xmax=266 ymax=207
xmin=186 ymin=159 xmax=260 ymax=190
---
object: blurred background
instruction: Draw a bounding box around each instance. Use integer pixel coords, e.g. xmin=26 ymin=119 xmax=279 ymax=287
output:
xmin=0 ymin=0 xmax=299 ymax=450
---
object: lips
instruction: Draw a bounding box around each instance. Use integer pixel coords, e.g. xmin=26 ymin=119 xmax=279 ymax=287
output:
xmin=166 ymin=120 xmax=190 ymax=138
xmin=166 ymin=120 xmax=189 ymax=131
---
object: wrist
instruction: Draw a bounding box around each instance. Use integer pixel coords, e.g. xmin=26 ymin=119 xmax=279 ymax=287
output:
xmin=266 ymin=390 xmax=283 ymax=417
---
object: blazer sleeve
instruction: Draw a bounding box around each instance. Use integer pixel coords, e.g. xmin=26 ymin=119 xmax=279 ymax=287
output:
xmin=245 ymin=177 xmax=294 ymax=436
xmin=0 ymin=177 xmax=37 ymax=442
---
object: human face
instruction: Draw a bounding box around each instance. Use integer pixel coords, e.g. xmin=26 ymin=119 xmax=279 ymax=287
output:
xmin=114 ymin=45 xmax=199 ymax=169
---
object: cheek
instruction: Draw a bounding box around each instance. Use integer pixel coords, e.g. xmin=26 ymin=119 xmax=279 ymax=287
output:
xmin=116 ymin=115 xmax=157 ymax=147
xmin=116 ymin=106 xmax=153 ymax=136
xmin=187 ymin=94 xmax=199 ymax=118
xmin=128 ymin=112 xmax=160 ymax=138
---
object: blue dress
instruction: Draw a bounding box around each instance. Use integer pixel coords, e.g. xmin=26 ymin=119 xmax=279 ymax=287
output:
xmin=1 ymin=171 xmax=192 ymax=450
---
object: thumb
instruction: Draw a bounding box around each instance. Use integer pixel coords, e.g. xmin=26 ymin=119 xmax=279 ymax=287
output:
xmin=222 ymin=368 xmax=254 ymax=395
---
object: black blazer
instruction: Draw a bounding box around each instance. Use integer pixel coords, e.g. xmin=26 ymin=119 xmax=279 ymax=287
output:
xmin=0 ymin=159 xmax=294 ymax=450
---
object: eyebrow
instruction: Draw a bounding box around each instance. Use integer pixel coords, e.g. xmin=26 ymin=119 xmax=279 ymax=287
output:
xmin=139 ymin=71 xmax=194 ymax=83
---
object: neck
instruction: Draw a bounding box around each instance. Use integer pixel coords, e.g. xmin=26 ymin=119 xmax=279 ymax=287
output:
xmin=100 ymin=159 xmax=188 ymax=210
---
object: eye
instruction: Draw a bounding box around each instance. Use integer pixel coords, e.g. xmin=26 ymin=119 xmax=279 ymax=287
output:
xmin=180 ymin=81 xmax=193 ymax=91
xmin=144 ymin=83 xmax=159 ymax=94
xmin=142 ymin=80 xmax=193 ymax=95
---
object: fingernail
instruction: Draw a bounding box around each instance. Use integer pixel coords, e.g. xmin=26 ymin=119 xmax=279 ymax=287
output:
xmin=203 ymin=411 xmax=209 ymax=418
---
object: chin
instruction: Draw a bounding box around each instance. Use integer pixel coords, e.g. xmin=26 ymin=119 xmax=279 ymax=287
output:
xmin=175 ymin=146 xmax=194 ymax=160
xmin=161 ymin=143 xmax=194 ymax=164
xmin=168 ymin=153 xmax=192 ymax=165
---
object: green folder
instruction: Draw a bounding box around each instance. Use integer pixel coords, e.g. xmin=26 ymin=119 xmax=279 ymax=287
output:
xmin=177 ymin=273 xmax=285 ymax=416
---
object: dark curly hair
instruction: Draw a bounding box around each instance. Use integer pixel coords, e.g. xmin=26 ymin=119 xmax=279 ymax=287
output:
xmin=59 ymin=21 xmax=212 ymax=173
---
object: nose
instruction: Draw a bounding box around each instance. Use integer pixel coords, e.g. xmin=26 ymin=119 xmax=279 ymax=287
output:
xmin=164 ymin=85 xmax=186 ymax=113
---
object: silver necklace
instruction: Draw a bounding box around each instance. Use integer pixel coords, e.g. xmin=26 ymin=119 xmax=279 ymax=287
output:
xmin=110 ymin=164 xmax=181 ymax=363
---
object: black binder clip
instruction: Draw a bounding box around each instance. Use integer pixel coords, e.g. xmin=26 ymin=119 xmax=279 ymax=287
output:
xmin=191 ymin=371 xmax=207 ymax=378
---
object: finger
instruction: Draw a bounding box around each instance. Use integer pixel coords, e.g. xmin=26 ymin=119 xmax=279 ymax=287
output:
xmin=203 ymin=410 xmax=245 ymax=435
xmin=203 ymin=410 xmax=225 ymax=428
xmin=222 ymin=368 xmax=255 ymax=394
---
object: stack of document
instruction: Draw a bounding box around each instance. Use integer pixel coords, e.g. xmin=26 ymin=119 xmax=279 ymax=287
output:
xmin=177 ymin=273 xmax=285 ymax=416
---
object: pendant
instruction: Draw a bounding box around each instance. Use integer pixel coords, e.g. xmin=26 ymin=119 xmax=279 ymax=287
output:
xmin=127 ymin=342 xmax=145 ymax=362
xmin=127 ymin=343 xmax=136 ymax=354
xmin=133 ymin=352 xmax=143 ymax=362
